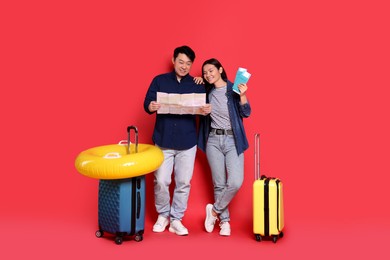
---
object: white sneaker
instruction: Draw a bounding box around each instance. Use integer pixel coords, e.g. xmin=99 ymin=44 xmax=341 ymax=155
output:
xmin=205 ymin=204 xmax=218 ymax=232
xmin=153 ymin=215 xmax=169 ymax=232
xmin=219 ymin=222 xmax=231 ymax=236
xmin=168 ymin=220 xmax=189 ymax=236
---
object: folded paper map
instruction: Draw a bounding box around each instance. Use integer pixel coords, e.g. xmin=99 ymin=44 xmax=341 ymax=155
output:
xmin=157 ymin=92 xmax=206 ymax=115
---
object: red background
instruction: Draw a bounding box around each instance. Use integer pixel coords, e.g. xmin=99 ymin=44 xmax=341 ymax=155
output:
xmin=1 ymin=0 xmax=389 ymax=258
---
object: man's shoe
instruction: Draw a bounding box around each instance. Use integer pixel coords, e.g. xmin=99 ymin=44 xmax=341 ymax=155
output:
xmin=153 ymin=215 xmax=169 ymax=232
xmin=205 ymin=204 xmax=218 ymax=232
xmin=168 ymin=220 xmax=189 ymax=236
xmin=219 ymin=221 xmax=231 ymax=236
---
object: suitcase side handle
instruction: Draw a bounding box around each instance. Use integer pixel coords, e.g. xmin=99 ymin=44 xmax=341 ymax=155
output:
xmin=126 ymin=125 xmax=138 ymax=154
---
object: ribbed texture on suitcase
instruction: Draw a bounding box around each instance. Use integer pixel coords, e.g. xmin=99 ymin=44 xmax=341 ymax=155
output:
xmin=98 ymin=180 xmax=123 ymax=233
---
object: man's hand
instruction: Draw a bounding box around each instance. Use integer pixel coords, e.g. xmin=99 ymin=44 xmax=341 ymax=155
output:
xmin=148 ymin=101 xmax=161 ymax=112
xmin=201 ymin=103 xmax=212 ymax=115
xmin=193 ymin=77 xmax=204 ymax=85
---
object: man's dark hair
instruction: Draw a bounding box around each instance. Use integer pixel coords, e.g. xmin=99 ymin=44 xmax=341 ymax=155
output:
xmin=173 ymin=45 xmax=196 ymax=62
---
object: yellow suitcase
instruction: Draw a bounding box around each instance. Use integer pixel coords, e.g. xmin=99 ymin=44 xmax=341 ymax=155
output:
xmin=253 ymin=133 xmax=284 ymax=243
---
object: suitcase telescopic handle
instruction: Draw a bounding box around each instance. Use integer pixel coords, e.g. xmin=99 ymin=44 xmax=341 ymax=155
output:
xmin=126 ymin=125 xmax=138 ymax=154
xmin=254 ymin=133 xmax=260 ymax=180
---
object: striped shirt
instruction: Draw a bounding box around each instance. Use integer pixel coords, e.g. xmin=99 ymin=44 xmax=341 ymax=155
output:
xmin=209 ymin=86 xmax=232 ymax=130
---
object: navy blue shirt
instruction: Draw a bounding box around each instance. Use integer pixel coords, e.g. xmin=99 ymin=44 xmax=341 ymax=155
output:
xmin=144 ymin=71 xmax=205 ymax=150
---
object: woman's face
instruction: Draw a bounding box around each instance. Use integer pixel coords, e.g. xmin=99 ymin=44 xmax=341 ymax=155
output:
xmin=203 ymin=64 xmax=222 ymax=85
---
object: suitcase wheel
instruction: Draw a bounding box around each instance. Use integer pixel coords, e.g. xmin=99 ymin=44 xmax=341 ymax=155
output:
xmin=134 ymin=234 xmax=143 ymax=242
xmin=95 ymin=230 xmax=103 ymax=238
xmin=115 ymin=236 xmax=123 ymax=245
xmin=279 ymin=231 xmax=284 ymax=238
xmin=255 ymin=234 xmax=262 ymax=242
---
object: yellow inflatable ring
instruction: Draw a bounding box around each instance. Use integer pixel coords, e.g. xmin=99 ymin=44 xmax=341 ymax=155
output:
xmin=75 ymin=143 xmax=163 ymax=179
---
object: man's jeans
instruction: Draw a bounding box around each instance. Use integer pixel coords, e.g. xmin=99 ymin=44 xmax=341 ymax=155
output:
xmin=154 ymin=145 xmax=197 ymax=221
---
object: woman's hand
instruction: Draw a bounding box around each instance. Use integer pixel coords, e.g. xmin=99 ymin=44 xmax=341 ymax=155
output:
xmin=238 ymin=83 xmax=248 ymax=96
xmin=238 ymin=84 xmax=248 ymax=104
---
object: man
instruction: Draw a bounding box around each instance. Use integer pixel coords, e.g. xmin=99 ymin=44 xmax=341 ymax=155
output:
xmin=144 ymin=45 xmax=211 ymax=235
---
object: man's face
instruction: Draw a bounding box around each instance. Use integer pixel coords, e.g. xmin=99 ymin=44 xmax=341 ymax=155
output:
xmin=173 ymin=53 xmax=193 ymax=79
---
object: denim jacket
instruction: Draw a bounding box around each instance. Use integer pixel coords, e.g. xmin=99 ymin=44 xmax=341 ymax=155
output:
xmin=198 ymin=80 xmax=251 ymax=155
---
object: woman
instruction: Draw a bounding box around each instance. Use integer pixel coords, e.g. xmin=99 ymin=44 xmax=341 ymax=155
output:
xmin=198 ymin=58 xmax=251 ymax=236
